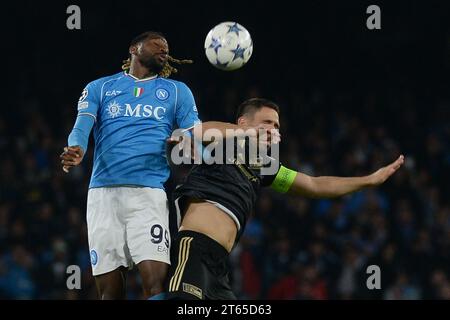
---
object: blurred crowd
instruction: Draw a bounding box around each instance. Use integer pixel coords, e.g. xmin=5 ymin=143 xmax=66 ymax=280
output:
xmin=0 ymin=83 xmax=448 ymax=299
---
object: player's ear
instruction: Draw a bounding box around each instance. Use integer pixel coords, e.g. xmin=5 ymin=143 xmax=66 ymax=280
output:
xmin=237 ymin=116 xmax=248 ymax=126
xmin=129 ymin=44 xmax=138 ymax=56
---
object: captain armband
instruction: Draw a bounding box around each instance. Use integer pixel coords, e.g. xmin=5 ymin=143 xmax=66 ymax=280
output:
xmin=270 ymin=165 xmax=297 ymax=193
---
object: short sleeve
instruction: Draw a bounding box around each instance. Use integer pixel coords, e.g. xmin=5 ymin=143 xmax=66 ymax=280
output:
xmin=260 ymin=157 xmax=282 ymax=187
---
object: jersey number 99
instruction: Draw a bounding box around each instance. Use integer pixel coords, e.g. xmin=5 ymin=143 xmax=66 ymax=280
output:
xmin=150 ymin=224 xmax=169 ymax=248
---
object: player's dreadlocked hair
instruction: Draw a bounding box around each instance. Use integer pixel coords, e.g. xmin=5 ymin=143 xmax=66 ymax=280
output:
xmin=121 ymin=31 xmax=192 ymax=78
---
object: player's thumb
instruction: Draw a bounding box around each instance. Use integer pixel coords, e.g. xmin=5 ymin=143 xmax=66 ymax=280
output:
xmin=167 ymin=136 xmax=182 ymax=144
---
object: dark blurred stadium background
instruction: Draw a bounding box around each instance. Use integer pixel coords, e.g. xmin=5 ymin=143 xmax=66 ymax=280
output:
xmin=1 ymin=1 xmax=449 ymax=299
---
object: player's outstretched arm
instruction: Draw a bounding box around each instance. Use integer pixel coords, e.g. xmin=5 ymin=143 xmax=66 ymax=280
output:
xmin=287 ymin=155 xmax=405 ymax=198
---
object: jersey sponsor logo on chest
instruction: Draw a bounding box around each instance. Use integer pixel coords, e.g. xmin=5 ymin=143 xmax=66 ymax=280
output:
xmin=106 ymin=101 xmax=166 ymax=120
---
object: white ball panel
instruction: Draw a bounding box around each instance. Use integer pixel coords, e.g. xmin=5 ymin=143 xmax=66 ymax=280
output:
xmin=204 ymin=21 xmax=253 ymax=71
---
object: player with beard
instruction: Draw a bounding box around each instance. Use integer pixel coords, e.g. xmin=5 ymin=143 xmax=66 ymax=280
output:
xmin=165 ymin=98 xmax=405 ymax=299
xmin=60 ymin=31 xmax=248 ymax=299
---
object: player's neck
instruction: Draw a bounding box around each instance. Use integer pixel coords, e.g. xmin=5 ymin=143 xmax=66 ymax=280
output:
xmin=128 ymin=63 xmax=157 ymax=79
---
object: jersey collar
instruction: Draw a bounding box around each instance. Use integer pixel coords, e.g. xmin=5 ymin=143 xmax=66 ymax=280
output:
xmin=124 ymin=71 xmax=158 ymax=82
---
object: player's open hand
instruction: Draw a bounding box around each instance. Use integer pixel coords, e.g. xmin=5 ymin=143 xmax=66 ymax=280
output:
xmin=369 ymin=155 xmax=405 ymax=186
xmin=60 ymin=146 xmax=84 ymax=173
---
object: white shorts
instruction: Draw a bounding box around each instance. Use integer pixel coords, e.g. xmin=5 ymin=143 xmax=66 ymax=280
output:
xmin=87 ymin=187 xmax=170 ymax=276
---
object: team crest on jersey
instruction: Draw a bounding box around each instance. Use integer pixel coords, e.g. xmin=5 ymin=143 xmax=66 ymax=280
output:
xmin=155 ymin=88 xmax=169 ymax=101
xmin=79 ymin=88 xmax=88 ymax=102
xmin=133 ymin=87 xmax=144 ymax=97
xmin=107 ymin=101 xmax=122 ymax=118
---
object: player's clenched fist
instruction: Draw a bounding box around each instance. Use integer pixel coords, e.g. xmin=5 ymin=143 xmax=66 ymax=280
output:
xmin=60 ymin=146 xmax=84 ymax=173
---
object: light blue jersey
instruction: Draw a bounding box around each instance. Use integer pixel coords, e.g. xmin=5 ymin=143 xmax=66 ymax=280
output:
xmin=68 ymin=71 xmax=201 ymax=189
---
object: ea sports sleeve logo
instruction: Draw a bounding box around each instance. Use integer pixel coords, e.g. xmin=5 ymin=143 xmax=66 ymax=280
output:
xmin=156 ymin=88 xmax=169 ymax=101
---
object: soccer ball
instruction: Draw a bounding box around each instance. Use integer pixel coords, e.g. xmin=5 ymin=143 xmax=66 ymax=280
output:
xmin=204 ymin=21 xmax=253 ymax=71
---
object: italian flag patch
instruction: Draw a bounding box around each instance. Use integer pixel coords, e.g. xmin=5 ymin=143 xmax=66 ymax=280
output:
xmin=133 ymin=87 xmax=144 ymax=97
